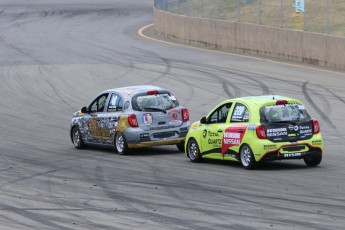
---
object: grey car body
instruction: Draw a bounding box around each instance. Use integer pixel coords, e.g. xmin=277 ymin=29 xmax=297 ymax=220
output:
xmin=70 ymin=85 xmax=190 ymax=154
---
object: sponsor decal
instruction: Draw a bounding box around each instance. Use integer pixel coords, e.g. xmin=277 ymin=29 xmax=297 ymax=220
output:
xmin=140 ymin=133 xmax=149 ymax=138
xmin=168 ymin=119 xmax=182 ymax=126
xmin=221 ymin=125 xmax=247 ymax=156
xmin=172 ymin=113 xmax=178 ymax=119
xmin=159 ymin=112 xmax=165 ymax=119
xmin=204 ymin=130 xmax=222 ymax=147
xmin=312 ymin=140 xmax=322 ymax=146
xmin=203 ymin=130 xmax=207 ymax=138
xmin=191 ymin=123 xmax=199 ymax=129
xmin=267 ymin=128 xmax=287 ymax=137
xmin=264 ymin=144 xmax=277 ymax=150
xmin=167 ymin=109 xmax=181 ymax=115
xmin=265 ymin=103 xmax=305 ymax=109
xmin=247 ymin=124 xmax=256 ymax=131
xmin=298 ymin=125 xmax=312 ymax=135
xmin=143 ymin=113 xmax=153 ymax=126
xmin=208 ymin=139 xmax=222 ymax=145
xmin=232 ymin=105 xmax=246 ymax=120
xmin=283 ymin=152 xmax=302 ymax=158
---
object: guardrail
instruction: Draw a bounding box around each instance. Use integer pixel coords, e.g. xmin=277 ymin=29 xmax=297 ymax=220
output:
xmin=154 ymin=0 xmax=345 ymax=37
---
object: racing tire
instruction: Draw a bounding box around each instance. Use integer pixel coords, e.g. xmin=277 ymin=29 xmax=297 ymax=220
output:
xmin=114 ymin=132 xmax=129 ymax=155
xmin=240 ymin=144 xmax=256 ymax=170
xmin=176 ymin=142 xmax=185 ymax=152
xmin=71 ymin=126 xmax=85 ymax=149
xmin=187 ymin=139 xmax=202 ymax=162
xmin=303 ymin=154 xmax=322 ymax=167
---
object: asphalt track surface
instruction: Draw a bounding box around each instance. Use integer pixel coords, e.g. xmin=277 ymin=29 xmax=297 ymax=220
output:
xmin=1 ymin=1 xmax=345 ymax=229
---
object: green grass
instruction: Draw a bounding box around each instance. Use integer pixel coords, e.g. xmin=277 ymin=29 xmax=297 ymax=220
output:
xmin=163 ymin=0 xmax=345 ymax=36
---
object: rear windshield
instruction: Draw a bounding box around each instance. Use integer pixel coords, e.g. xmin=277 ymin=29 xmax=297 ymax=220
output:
xmin=260 ymin=103 xmax=311 ymax=123
xmin=131 ymin=93 xmax=179 ymax=111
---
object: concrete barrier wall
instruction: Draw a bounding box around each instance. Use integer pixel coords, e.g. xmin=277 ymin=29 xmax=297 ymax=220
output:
xmin=154 ymin=9 xmax=345 ymax=70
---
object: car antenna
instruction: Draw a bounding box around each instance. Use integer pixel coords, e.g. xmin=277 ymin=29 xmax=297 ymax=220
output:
xmin=272 ymin=91 xmax=275 ymax=100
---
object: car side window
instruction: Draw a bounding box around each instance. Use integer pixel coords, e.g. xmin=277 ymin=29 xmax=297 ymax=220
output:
xmin=231 ymin=103 xmax=249 ymax=122
xmin=107 ymin=93 xmax=123 ymax=112
xmin=208 ymin=103 xmax=232 ymax=124
xmin=89 ymin=93 xmax=109 ymax=113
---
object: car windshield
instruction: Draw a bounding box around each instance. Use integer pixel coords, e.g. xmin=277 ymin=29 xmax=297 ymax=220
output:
xmin=132 ymin=92 xmax=179 ymax=111
xmin=260 ymin=103 xmax=311 ymax=123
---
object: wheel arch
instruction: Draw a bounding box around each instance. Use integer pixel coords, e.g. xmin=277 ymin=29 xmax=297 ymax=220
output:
xmin=186 ymin=136 xmax=202 ymax=158
xmin=70 ymin=125 xmax=77 ymax=143
xmin=239 ymin=142 xmax=260 ymax=162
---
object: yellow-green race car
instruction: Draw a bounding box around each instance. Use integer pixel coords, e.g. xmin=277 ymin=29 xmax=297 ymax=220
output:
xmin=185 ymin=95 xmax=323 ymax=169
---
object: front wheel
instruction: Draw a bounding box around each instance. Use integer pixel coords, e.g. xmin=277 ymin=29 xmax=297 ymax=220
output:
xmin=71 ymin=126 xmax=85 ymax=149
xmin=114 ymin=132 xmax=129 ymax=155
xmin=187 ymin=139 xmax=202 ymax=162
xmin=240 ymin=145 xmax=256 ymax=170
xmin=304 ymin=154 xmax=322 ymax=167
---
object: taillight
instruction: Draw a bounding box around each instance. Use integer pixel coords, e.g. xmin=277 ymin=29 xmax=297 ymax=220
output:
xmin=147 ymin=90 xmax=158 ymax=95
xmin=256 ymin=125 xmax=267 ymax=139
xmin=276 ymin=100 xmax=288 ymax=105
xmin=313 ymin=120 xmax=320 ymax=134
xmin=182 ymin=108 xmax=189 ymax=122
xmin=128 ymin=114 xmax=139 ymax=127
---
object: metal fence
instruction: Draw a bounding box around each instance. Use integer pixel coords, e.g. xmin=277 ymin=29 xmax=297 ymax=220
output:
xmin=154 ymin=0 xmax=345 ymax=37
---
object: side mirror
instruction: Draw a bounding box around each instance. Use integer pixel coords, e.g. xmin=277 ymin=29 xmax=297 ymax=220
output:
xmin=200 ymin=117 xmax=207 ymax=124
xmin=81 ymin=106 xmax=88 ymax=113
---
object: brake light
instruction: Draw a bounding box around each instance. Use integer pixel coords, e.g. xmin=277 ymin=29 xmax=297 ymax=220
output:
xmin=182 ymin=108 xmax=189 ymax=122
xmin=256 ymin=125 xmax=267 ymax=139
xmin=128 ymin=114 xmax=139 ymax=127
xmin=276 ymin=100 xmax=287 ymax=105
xmin=147 ymin=90 xmax=158 ymax=95
xmin=313 ymin=120 xmax=320 ymax=134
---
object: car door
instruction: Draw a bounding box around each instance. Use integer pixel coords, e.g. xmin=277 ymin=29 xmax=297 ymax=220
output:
xmin=201 ymin=102 xmax=233 ymax=156
xmin=102 ymin=93 xmax=124 ymax=144
xmin=86 ymin=93 xmax=110 ymax=143
xmin=221 ymin=102 xmax=250 ymax=158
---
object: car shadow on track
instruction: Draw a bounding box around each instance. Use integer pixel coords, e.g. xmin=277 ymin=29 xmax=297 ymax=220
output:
xmin=77 ymin=145 xmax=182 ymax=156
xmin=200 ymin=158 xmax=316 ymax=171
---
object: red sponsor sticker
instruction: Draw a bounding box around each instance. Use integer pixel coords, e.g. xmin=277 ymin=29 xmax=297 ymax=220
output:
xmin=222 ymin=126 xmax=247 ymax=156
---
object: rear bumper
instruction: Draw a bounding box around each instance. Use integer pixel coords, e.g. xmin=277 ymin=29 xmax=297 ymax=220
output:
xmin=124 ymin=125 xmax=189 ymax=148
xmin=127 ymin=137 xmax=185 ymax=148
xmin=260 ymin=146 xmax=322 ymax=162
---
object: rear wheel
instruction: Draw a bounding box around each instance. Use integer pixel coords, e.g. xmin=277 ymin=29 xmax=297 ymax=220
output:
xmin=115 ymin=132 xmax=129 ymax=155
xmin=187 ymin=139 xmax=202 ymax=162
xmin=240 ymin=145 xmax=256 ymax=169
xmin=304 ymin=154 xmax=322 ymax=167
xmin=176 ymin=142 xmax=185 ymax=152
xmin=72 ymin=126 xmax=85 ymax=149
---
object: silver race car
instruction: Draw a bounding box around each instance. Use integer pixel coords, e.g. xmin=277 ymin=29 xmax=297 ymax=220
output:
xmin=70 ymin=85 xmax=190 ymax=154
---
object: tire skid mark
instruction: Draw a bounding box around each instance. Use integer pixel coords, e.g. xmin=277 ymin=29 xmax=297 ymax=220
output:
xmin=302 ymin=81 xmax=337 ymax=130
xmin=318 ymin=84 xmax=345 ymax=105
xmin=37 ymin=65 xmax=76 ymax=110
xmin=129 ymin=47 xmax=173 ymax=83
xmin=90 ymin=154 xmax=209 ymax=228
xmin=0 ymin=203 xmax=73 ymax=230
xmin=0 ymin=167 xmax=69 ymax=189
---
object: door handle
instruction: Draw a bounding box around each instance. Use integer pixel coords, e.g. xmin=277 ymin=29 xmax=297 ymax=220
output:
xmin=238 ymin=129 xmax=244 ymax=133
xmin=217 ymin=129 xmax=223 ymax=133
